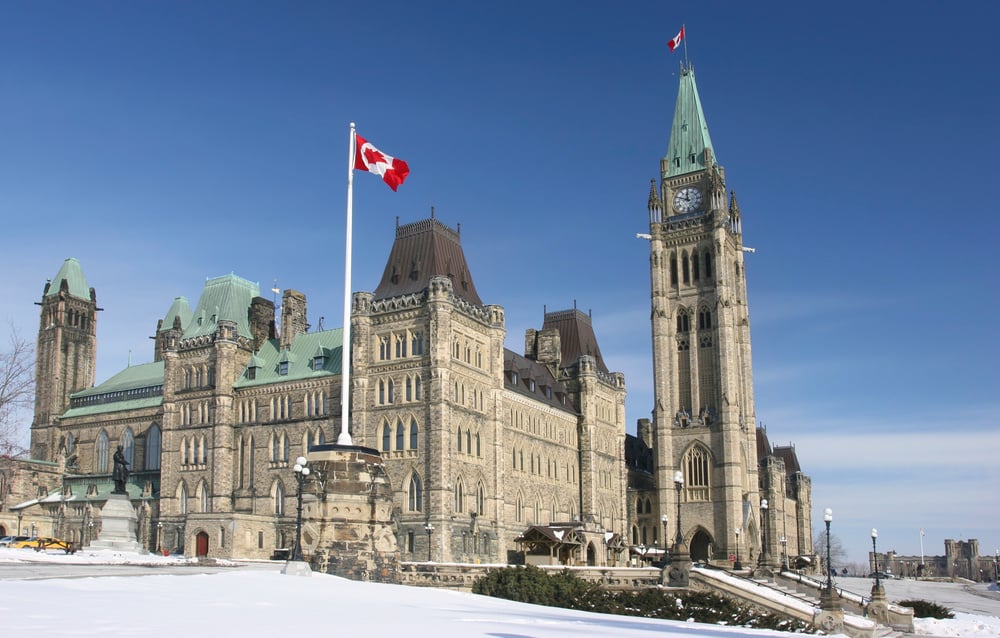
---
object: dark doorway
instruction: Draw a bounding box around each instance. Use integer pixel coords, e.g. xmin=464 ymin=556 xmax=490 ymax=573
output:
xmin=195 ymin=531 xmax=209 ymax=557
xmin=586 ymin=542 xmax=596 ymax=566
xmin=690 ymin=530 xmax=712 ymax=562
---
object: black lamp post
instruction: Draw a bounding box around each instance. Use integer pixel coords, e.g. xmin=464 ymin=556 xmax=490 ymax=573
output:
xmin=871 ymin=528 xmax=882 ymax=589
xmin=673 ymin=471 xmax=684 ymax=547
xmin=424 ymin=522 xmax=434 ymax=561
xmin=292 ymin=455 xmax=310 ymax=562
xmin=824 ymin=509 xmax=833 ymax=586
xmin=779 ymin=535 xmax=788 ymax=571
xmin=157 ymin=521 xmax=163 ymax=554
xmin=661 ymin=514 xmax=669 ymax=558
xmin=734 ymin=527 xmax=742 ymax=570
xmin=760 ymin=498 xmax=769 ymax=566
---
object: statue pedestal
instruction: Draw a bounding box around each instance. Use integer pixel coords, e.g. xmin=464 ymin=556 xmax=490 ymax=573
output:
xmin=281 ymin=560 xmax=313 ymax=577
xmin=867 ymin=583 xmax=889 ymax=624
xmin=86 ymin=494 xmax=145 ymax=553
xmin=662 ymin=542 xmax=691 ymax=588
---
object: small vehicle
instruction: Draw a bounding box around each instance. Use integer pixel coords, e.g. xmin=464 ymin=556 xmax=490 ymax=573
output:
xmin=10 ymin=536 xmax=77 ymax=554
xmin=0 ymin=535 xmax=31 ymax=547
xmin=869 ymin=570 xmax=897 ymax=580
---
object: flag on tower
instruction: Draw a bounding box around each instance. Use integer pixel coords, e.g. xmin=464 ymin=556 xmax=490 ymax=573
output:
xmin=667 ymin=26 xmax=685 ymax=52
xmin=353 ymin=132 xmax=410 ymax=191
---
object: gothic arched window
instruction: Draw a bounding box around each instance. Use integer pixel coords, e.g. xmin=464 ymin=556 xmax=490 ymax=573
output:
xmin=408 ymin=474 xmax=423 ymax=512
xmin=96 ymin=431 xmax=110 ymax=473
xmin=145 ymin=424 xmax=161 ymax=471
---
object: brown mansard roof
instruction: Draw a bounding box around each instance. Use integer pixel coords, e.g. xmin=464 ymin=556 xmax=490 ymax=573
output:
xmin=372 ymin=217 xmax=482 ymax=306
xmin=542 ymin=308 xmax=609 ymax=374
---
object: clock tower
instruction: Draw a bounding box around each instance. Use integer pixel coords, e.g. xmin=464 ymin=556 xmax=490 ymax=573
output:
xmin=646 ymin=64 xmax=761 ymax=565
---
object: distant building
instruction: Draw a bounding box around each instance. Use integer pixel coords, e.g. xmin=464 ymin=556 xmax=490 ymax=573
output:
xmin=873 ymin=539 xmax=1000 ymax=582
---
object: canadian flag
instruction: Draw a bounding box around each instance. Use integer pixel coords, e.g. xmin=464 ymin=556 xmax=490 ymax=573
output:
xmin=354 ymin=133 xmax=410 ymax=191
xmin=667 ymin=26 xmax=685 ymax=52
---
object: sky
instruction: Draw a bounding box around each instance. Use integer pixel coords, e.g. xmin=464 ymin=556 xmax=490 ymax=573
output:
xmin=1 ymin=549 xmax=999 ymax=637
xmin=1 ymin=1 xmax=998 ymax=565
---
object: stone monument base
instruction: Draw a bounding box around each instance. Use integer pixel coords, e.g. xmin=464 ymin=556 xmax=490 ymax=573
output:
xmin=281 ymin=560 xmax=313 ymax=577
xmin=85 ymin=493 xmax=145 ymax=553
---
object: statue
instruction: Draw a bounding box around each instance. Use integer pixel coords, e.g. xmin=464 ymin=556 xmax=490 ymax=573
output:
xmin=112 ymin=445 xmax=130 ymax=494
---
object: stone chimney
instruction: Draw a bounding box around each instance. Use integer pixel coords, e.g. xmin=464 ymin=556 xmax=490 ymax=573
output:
xmin=249 ymin=296 xmax=276 ymax=351
xmin=280 ymin=289 xmax=308 ymax=350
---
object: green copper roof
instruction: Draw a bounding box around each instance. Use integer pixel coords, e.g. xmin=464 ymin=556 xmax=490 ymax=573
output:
xmin=63 ymin=361 xmax=165 ymax=418
xmin=184 ymin=274 xmax=260 ymax=340
xmin=235 ymin=328 xmax=343 ymax=388
xmin=664 ymin=66 xmax=717 ymax=178
xmin=46 ymin=257 xmax=91 ymax=299
xmin=160 ymin=296 xmax=192 ymax=332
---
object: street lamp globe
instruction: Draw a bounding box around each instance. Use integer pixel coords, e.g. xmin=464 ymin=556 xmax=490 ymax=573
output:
xmin=871 ymin=528 xmax=881 ymax=588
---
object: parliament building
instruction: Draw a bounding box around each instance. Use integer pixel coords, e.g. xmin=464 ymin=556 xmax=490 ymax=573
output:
xmin=4 ymin=64 xmax=813 ymax=571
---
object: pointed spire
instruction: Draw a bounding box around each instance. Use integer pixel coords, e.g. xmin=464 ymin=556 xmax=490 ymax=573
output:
xmin=664 ymin=65 xmax=717 ymax=178
xmin=728 ymin=190 xmax=740 ymax=215
xmin=46 ymin=257 xmax=91 ymax=300
xmin=647 ymin=178 xmax=663 ymax=223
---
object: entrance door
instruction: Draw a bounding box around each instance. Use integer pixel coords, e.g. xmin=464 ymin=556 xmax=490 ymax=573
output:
xmin=690 ymin=530 xmax=712 ymax=563
xmin=195 ymin=531 xmax=209 ymax=557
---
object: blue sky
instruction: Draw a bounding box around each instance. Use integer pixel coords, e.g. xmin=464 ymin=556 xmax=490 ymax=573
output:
xmin=2 ymin=1 xmax=998 ymax=566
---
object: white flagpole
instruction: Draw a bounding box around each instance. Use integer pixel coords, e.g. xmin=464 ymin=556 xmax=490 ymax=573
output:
xmin=338 ymin=122 xmax=356 ymax=445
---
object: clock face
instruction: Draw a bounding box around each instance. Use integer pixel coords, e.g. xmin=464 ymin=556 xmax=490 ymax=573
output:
xmin=673 ymin=187 xmax=703 ymax=213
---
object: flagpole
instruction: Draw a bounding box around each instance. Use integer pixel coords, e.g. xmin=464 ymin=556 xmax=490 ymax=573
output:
xmin=682 ymin=23 xmax=689 ymax=68
xmin=338 ymin=122 xmax=356 ymax=446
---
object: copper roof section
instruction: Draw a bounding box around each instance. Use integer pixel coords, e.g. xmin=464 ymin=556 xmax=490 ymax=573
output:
xmin=542 ymin=308 xmax=609 ymax=374
xmin=503 ymin=349 xmax=577 ymax=414
xmin=372 ymin=217 xmax=482 ymax=305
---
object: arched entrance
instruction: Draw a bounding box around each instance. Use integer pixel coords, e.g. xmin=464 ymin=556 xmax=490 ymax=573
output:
xmin=690 ymin=530 xmax=712 ymax=563
xmin=586 ymin=542 xmax=596 ymax=566
xmin=195 ymin=531 xmax=209 ymax=557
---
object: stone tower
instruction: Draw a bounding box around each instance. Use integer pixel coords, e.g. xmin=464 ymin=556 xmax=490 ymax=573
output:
xmin=646 ymin=65 xmax=761 ymax=564
xmin=31 ymin=258 xmax=98 ymax=461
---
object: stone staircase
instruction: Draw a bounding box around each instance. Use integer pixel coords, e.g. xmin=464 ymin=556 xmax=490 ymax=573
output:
xmin=690 ymin=566 xmax=913 ymax=638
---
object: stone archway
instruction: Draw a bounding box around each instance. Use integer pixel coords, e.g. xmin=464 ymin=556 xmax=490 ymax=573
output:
xmin=689 ymin=529 xmax=712 ymax=562
xmin=586 ymin=542 xmax=596 ymax=566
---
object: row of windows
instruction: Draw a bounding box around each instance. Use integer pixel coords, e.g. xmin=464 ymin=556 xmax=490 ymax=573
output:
xmin=180 ymin=436 xmax=208 ymax=466
xmin=668 ymin=250 xmax=714 ymax=286
xmin=180 ymin=401 xmax=213 ymax=426
xmin=456 ymin=428 xmax=481 ymax=456
xmin=453 ymin=381 xmax=485 ymax=411
xmin=676 ymin=308 xmax=713 ymax=333
xmin=235 ymin=393 xmax=331 ymax=424
xmin=402 ymin=473 xmax=487 ymax=516
xmin=512 ymin=448 xmax=577 ymax=483
xmin=377 ymin=375 xmax=422 ymax=405
xmin=376 ymin=330 xmax=425 ymax=361
xmin=509 ymin=409 xmax=575 ymax=445
xmin=453 ymin=339 xmax=485 ymax=368
xmin=508 ymin=372 xmax=565 ymax=404
xmin=381 ymin=419 xmax=419 ymax=452
xmin=93 ymin=426 xmax=161 ymax=473
xmin=182 ymin=365 xmax=216 ymax=389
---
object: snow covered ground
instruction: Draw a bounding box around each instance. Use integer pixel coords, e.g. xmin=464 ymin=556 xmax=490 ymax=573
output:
xmin=1 ymin=548 xmax=998 ymax=637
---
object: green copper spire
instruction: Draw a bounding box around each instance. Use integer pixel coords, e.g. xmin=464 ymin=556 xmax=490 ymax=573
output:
xmin=664 ymin=65 xmax=716 ymax=178
xmin=45 ymin=257 xmax=91 ymax=299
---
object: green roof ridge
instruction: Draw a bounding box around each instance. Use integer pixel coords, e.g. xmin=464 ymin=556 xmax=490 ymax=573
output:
xmin=160 ymin=296 xmax=192 ymax=332
xmin=234 ymin=328 xmax=343 ymax=388
xmin=46 ymin=257 xmax=91 ymax=299
xmin=184 ymin=273 xmax=260 ymax=340
xmin=664 ymin=65 xmax=717 ymax=178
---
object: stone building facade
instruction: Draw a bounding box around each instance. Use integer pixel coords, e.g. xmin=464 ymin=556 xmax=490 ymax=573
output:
xmin=22 ymin=216 xmax=628 ymax=565
xmin=633 ymin=63 xmax=814 ymax=568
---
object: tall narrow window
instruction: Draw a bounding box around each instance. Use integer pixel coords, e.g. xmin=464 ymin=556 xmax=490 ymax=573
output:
xmin=414 ymin=375 xmax=422 ymax=400
xmin=122 ymin=428 xmax=135 ymax=469
xmin=145 ymin=424 xmax=162 ymax=471
xmin=409 ymin=419 xmax=419 ymax=449
xmin=669 ymin=255 xmax=678 ymax=285
xmin=408 ymin=474 xmax=423 ymax=511
xmin=683 ymin=444 xmax=712 ymax=501
xmin=382 ymin=423 xmax=391 ymax=452
xmin=454 ymin=479 xmax=464 ymax=513
xmin=96 ymin=431 xmax=110 ymax=473
xmin=395 ymin=420 xmax=404 ymax=450
xmin=703 ymin=252 xmax=713 ymax=278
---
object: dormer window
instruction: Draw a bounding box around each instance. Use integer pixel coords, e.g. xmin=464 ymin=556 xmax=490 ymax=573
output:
xmin=247 ymin=366 xmax=257 ymax=381
xmin=544 ymin=386 xmax=552 ymax=399
xmin=528 ymin=379 xmax=536 ymax=392
xmin=511 ymin=372 xmax=519 ymax=384
xmin=279 ymin=361 xmax=289 ymax=376
xmin=312 ymin=355 xmax=325 ymax=371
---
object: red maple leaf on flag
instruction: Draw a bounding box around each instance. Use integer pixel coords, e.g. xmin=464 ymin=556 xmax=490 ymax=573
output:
xmin=362 ymin=146 xmax=387 ymax=166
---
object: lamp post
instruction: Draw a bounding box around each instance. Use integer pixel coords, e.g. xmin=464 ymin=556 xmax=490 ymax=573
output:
xmin=661 ymin=514 xmax=669 ymax=560
xmin=292 ymin=456 xmax=310 ymax=562
xmin=993 ymin=549 xmax=998 ymax=583
xmin=760 ymin=498 xmax=769 ymax=567
xmin=673 ymin=471 xmax=684 ymax=548
xmin=779 ymin=535 xmax=788 ymax=571
xmin=424 ymin=522 xmax=434 ymax=561
xmin=157 ymin=521 xmax=163 ymax=554
xmin=734 ymin=527 xmax=742 ymax=570
xmin=819 ymin=507 xmax=841 ymax=610
xmin=871 ymin=528 xmax=882 ymax=589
